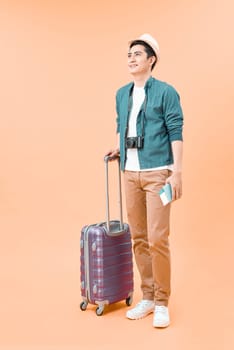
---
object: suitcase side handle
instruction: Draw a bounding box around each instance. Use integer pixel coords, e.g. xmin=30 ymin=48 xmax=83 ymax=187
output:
xmin=104 ymin=156 xmax=124 ymax=234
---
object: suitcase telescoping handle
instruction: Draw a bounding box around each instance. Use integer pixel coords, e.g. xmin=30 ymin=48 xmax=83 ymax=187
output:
xmin=104 ymin=155 xmax=124 ymax=234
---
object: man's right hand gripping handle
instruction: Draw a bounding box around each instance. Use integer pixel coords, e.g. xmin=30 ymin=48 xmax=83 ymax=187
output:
xmin=104 ymin=148 xmax=120 ymax=161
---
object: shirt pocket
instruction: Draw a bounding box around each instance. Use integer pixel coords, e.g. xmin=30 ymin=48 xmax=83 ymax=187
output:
xmin=145 ymin=103 xmax=163 ymax=118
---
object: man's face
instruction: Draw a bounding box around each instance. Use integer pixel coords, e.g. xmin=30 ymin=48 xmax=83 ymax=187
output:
xmin=127 ymin=44 xmax=154 ymax=75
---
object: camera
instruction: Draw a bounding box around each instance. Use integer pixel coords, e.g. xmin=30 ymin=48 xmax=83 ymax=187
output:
xmin=125 ymin=136 xmax=144 ymax=149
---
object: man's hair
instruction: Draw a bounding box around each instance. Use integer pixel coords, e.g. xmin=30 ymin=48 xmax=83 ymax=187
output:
xmin=129 ymin=40 xmax=157 ymax=71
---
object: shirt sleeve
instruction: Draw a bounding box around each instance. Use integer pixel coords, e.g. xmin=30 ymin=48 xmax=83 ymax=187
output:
xmin=162 ymin=85 xmax=184 ymax=142
xmin=116 ymin=91 xmax=120 ymax=134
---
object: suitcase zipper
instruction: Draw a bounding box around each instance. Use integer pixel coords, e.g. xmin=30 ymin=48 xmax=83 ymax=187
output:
xmin=84 ymin=225 xmax=91 ymax=301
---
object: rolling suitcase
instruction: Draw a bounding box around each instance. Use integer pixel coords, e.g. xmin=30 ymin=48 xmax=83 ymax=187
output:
xmin=80 ymin=156 xmax=134 ymax=316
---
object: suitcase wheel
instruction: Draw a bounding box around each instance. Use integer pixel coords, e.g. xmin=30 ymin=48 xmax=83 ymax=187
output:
xmin=80 ymin=301 xmax=88 ymax=311
xmin=126 ymin=296 xmax=133 ymax=306
xmin=96 ymin=305 xmax=104 ymax=316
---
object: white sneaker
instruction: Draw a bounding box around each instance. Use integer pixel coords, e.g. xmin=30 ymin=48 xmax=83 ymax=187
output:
xmin=153 ymin=305 xmax=170 ymax=328
xmin=126 ymin=300 xmax=155 ymax=320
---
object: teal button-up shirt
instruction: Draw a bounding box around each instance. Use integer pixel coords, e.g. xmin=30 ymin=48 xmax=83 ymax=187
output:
xmin=116 ymin=76 xmax=184 ymax=171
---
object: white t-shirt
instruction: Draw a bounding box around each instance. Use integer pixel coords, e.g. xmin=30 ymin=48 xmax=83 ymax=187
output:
xmin=125 ymin=85 xmax=173 ymax=172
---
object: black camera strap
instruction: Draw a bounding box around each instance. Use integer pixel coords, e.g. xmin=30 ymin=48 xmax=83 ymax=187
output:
xmin=126 ymin=85 xmax=147 ymax=139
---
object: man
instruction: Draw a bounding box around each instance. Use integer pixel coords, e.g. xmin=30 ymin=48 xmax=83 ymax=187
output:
xmin=107 ymin=33 xmax=183 ymax=328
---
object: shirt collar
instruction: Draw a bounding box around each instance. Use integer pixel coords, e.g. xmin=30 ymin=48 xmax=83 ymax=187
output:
xmin=127 ymin=76 xmax=153 ymax=93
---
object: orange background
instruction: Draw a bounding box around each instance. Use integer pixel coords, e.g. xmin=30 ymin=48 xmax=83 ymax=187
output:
xmin=0 ymin=0 xmax=234 ymax=349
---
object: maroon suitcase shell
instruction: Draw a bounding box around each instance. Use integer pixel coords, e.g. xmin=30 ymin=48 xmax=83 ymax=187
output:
xmin=80 ymin=157 xmax=134 ymax=316
xmin=80 ymin=222 xmax=133 ymax=315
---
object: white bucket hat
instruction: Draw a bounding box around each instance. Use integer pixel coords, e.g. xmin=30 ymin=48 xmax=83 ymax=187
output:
xmin=129 ymin=33 xmax=160 ymax=60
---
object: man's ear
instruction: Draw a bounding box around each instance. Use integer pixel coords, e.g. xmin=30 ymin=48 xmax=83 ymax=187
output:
xmin=149 ymin=56 xmax=156 ymax=67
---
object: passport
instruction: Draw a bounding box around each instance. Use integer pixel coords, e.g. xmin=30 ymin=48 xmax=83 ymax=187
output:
xmin=159 ymin=183 xmax=172 ymax=205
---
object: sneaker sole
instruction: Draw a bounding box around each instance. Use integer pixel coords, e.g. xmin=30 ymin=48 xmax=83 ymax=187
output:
xmin=153 ymin=321 xmax=170 ymax=328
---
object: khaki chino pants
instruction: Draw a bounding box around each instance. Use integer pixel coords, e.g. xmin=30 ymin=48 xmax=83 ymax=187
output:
xmin=124 ymin=170 xmax=172 ymax=306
